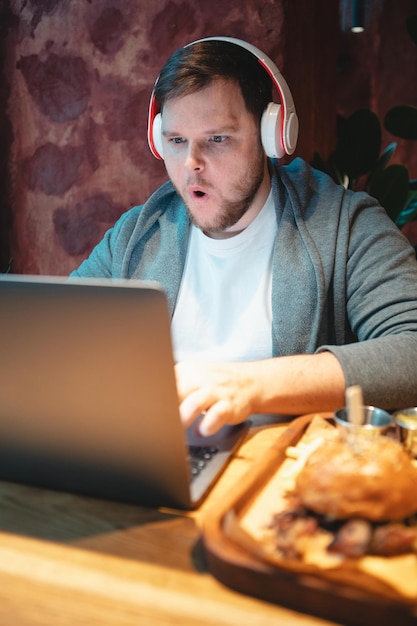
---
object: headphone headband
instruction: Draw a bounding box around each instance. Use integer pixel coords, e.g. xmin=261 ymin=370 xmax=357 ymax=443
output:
xmin=147 ymin=36 xmax=298 ymax=160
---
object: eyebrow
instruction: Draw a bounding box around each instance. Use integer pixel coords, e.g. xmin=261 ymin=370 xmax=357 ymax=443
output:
xmin=162 ymin=124 xmax=240 ymax=137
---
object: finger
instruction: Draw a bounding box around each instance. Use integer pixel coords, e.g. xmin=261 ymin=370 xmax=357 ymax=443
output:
xmin=198 ymin=400 xmax=230 ymax=436
xmin=178 ymin=388 xmax=212 ymax=429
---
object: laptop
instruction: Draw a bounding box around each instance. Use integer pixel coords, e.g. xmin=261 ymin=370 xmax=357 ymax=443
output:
xmin=0 ymin=274 xmax=250 ymax=509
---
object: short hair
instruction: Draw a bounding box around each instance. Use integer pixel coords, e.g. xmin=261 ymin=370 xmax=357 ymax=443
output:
xmin=154 ymin=40 xmax=273 ymax=124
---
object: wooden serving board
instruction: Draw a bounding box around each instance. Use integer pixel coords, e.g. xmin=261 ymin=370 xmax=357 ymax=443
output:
xmin=202 ymin=414 xmax=417 ymax=626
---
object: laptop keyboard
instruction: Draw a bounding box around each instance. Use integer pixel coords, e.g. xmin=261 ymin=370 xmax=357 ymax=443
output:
xmin=188 ymin=445 xmax=219 ymax=481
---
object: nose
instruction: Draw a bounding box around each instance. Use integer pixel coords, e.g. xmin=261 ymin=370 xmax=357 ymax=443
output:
xmin=185 ymin=142 xmax=204 ymax=172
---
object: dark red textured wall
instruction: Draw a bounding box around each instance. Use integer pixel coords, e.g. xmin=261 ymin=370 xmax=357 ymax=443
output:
xmin=1 ymin=0 xmax=294 ymax=275
xmin=0 ymin=0 xmax=416 ymax=275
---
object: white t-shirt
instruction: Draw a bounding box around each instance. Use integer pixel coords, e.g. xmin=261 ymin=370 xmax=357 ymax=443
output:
xmin=171 ymin=191 xmax=277 ymax=362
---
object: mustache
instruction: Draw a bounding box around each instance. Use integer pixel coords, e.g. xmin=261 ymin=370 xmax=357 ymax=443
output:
xmin=185 ymin=175 xmax=212 ymax=188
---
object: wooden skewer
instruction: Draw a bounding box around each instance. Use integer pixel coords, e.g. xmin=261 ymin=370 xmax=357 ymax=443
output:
xmin=346 ymin=385 xmax=364 ymax=452
xmin=346 ymin=385 xmax=364 ymax=426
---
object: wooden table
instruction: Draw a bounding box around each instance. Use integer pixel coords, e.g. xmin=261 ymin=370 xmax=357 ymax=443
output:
xmin=0 ymin=416 xmax=336 ymax=625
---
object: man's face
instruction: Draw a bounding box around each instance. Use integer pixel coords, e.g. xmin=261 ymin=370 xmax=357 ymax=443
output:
xmin=160 ymin=79 xmax=270 ymax=238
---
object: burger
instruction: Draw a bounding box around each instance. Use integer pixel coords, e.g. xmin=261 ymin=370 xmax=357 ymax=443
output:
xmin=269 ymin=434 xmax=417 ymax=560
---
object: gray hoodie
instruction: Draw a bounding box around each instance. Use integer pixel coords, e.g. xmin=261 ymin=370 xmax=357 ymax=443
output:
xmin=71 ymin=158 xmax=417 ymax=409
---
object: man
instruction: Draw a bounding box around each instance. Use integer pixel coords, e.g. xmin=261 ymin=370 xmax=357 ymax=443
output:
xmin=71 ymin=38 xmax=417 ymax=436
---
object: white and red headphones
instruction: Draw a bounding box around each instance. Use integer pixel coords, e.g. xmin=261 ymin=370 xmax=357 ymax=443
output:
xmin=147 ymin=36 xmax=299 ymax=160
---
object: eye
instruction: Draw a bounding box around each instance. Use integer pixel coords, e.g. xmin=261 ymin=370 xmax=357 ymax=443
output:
xmin=170 ymin=137 xmax=186 ymax=145
xmin=210 ymin=135 xmax=226 ymax=143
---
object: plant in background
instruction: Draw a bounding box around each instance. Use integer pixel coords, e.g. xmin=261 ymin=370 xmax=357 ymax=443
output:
xmin=312 ymin=14 xmax=417 ymax=235
xmin=1 ymin=258 xmax=12 ymax=273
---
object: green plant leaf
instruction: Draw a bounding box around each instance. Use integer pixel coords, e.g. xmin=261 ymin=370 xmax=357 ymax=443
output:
xmin=377 ymin=142 xmax=397 ymax=168
xmin=325 ymin=153 xmax=350 ymax=187
xmin=366 ymin=142 xmax=397 ymax=192
xmin=384 ymin=105 xmax=417 ymax=140
xmin=368 ymin=163 xmax=409 ymax=222
xmin=396 ymin=190 xmax=417 ymax=227
xmin=334 ymin=109 xmax=381 ymax=179
xmin=1 ymin=258 xmax=12 ymax=273
xmin=406 ymin=14 xmax=417 ymax=45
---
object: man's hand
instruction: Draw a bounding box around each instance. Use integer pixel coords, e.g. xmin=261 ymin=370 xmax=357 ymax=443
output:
xmin=175 ymin=353 xmax=346 ymax=436
xmin=175 ymin=361 xmax=256 ymax=436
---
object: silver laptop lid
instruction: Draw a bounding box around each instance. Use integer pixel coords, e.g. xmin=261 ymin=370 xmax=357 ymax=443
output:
xmin=0 ymin=275 xmax=250 ymax=509
xmin=0 ymin=275 xmax=195 ymax=508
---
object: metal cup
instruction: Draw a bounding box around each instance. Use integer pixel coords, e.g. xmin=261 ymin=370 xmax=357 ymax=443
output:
xmin=393 ymin=407 xmax=417 ymax=458
xmin=334 ymin=405 xmax=393 ymax=441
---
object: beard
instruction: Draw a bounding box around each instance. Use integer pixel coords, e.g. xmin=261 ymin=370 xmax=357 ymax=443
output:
xmin=179 ymin=147 xmax=266 ymax=235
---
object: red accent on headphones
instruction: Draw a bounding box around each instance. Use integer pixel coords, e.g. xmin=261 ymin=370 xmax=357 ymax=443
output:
xmin=147 ymin=36 xmax=298 ymax=160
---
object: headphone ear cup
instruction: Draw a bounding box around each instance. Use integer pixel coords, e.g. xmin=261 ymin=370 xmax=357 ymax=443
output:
xmin=152 ymin=113 xmax=164 ymax=159
xmin=261 ymin=102 xmax=284 ymax=159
